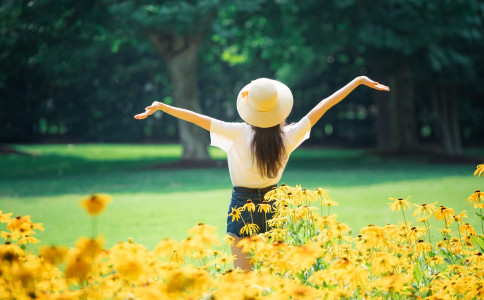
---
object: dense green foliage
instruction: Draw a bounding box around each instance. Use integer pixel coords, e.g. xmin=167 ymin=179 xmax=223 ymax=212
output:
xmin=1 ymin=1 xmax=483 ymax=153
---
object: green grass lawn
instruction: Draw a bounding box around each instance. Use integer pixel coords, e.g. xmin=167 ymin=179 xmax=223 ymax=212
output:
xmin=1 ymin=144 xmax=483 ymax=252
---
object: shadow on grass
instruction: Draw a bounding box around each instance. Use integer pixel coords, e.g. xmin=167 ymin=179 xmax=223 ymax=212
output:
xmin=0 ymin=145 xmax=481 ymax=198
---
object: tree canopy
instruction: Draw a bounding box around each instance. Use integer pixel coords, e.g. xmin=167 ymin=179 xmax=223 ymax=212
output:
xmin=1 ymin=0 xmax=483 ymax=157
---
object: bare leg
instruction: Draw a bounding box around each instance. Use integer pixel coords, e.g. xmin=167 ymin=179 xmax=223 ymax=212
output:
xmin=230 ymin=236 xmax=252 ymax=272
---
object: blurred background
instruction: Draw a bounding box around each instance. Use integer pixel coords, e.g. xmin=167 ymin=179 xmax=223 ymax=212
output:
xmin=1 ymin=0 xmax=484 ymax=249
xmin=1 ymin=0 xmax=483 ymax=155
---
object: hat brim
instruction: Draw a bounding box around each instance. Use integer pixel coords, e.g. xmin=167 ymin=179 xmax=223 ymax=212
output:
xmin=236 ymin=79 xmax=293 ymax=128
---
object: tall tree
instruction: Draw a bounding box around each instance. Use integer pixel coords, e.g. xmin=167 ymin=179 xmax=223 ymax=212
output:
xmin=106 ymin=0 xmax=264 ymax=161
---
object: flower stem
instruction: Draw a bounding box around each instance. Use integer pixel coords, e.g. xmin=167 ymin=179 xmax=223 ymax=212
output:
xmin=92 ymin=217 xmax=98 ymax=238
xmin=425 ymin=219 xmax=432 ymax=245
xmin=480 ymin=208 xmax=484 ymax=235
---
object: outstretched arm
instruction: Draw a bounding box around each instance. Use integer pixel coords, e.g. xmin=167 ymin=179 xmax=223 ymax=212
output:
xmin=134 ymin=101 xmax=213 ymax=131
xmin=305 ymin=76 xmax=389 ymax=127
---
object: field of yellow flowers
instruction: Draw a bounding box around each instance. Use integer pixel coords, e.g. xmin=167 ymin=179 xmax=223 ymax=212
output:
xmin=1 ymin=164 xmax=484 ymax=299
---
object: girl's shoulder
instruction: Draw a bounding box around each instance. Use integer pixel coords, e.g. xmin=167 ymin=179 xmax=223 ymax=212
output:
xmin=211 ymin=119 xmax=250 ymax=138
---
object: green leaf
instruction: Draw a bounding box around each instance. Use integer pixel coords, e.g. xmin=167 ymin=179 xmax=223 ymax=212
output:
xmin=470 ymin=235 xmax=484 ymax=252
xmin=413 ymin=263 xmax=422 ymax=283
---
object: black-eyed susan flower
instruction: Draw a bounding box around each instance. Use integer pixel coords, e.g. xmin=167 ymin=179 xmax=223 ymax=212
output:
xmin=316 ymin=188 xmax=330 ymax=201
xmin=322 ymin=199 xmax=339 ymax=208
xmin=75 ymin=236 xmax=104 ymax=260
xmin=426 ymin=255 xmax=444 ymax=266
xmin=474 ymin=164 xmax=484 ymax=177
xmin=467 ymin=190 xmax=484 ymax=205
xmin=39 ymin=245 xmax=69 ymax=265
xmin=413 ymin=202 xmax=437 ymax=217
xmin=257 ymin=200 xmax=272 ymax=214
xmin=0 ymin=231 xmax=19 ymax=241
xmin=188 ymin=223 xmax=220 ymax=247
xmin=79 ymin=194 xmax=112 ymax=216
xmin=459 ymin=223 xmax=476 ymax=235
xmin=470 ymin=252 xmax=484 ymax=264
xmin=65 ymin=253 xmax=91 ymax=282
xmin=18 ymin=235 xmax=40 ymax=245
xmin=440 ymin=228 xmax=452 ymax=236
xmin=407 ymin=226 xmax=425 ymax=241
xmin=242 ymin=199 xmax=256 ymax=212
xmin=223 ymin=234 xmax=235 ymax=247
xmin=434 ymin=206 xmax=455 ymax=221
xmin=416 ymin=215 xmax=431 ymax=223
xmin=0 ymin=210 xmax=12 ymax=223
xmin=373 ymin=274 xmax=411 ymax=294
xmin=228 ymin=207 xmax=243 ymax=222
xmin=414 ymin=239 xmax=432 ymax=253
xmin=170 ymin=249 xmax=185 ymax=266
xmin=447 ymin=211 xmax=467 ymax=226
xmin=371 ymin=252 xmax=399 ymax=275
xmin=388 ymin=197 xmax=412 ymax=212
xmin=240 ymin=223 xmax=259 ymax=236
xmin=475 ymin=203 xmax=484 ymax=209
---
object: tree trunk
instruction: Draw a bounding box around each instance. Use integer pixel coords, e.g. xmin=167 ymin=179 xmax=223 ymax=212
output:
xmin=147 ymin=32 xmax=210 ymax=161
xmin=374 ymin=60 xmax=419 ymax=153
xmin=432 ymin=85 xmax=462 ymax=156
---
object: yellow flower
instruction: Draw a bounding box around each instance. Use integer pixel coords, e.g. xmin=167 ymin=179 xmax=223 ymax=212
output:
xmin=459 ymin=223 xmax=476 ymax=235
xmin=316 ymin=188 xmax=331 ymax=201
xmin=75 ymin=236 xmax=104 ymax=260
xmin=240 ymin=223 xmax=259 ymax=236
xmin=18 ymin=235 xmax=40 ymax=245
xmin=65 ymin=252 xmax=91 ymax=281
xmin=373 ymin=274 xmax=411 ymax=293
xmin=39 ymin=245 xmax=69 ymax=265
xmin=1 ymin=230 xmax=20 ymax=241
xmin=440 ymin=228 xmax=452 ymax=236
xmin=371 ymin=252 xmax=399 ymax=275
xmin=413 ymin=202 xmax=437 ymax=217
xmin=228 ymin=207 xmax=243 ymax=222
xmin=414 ymin=239 xmax=432 ymax=253
xmin=407 ymin=226 xmax=425 ymax=241
xmin=116 ymin=251 xmax=146 ymax=280
xmin=187 ymin=223 xmax=220 ymax=248
xmin=0 ymin=243 xmax=23 ymax=262
xmin=426 ymin=255 xmax=444 ymax=266
xmin=433 ymin=206 xmax=455 ymax=221
xmin=331 ymin=257 xmax=352 ymax=269
xmin=7 ymin=215 xmax=35 ymax=232
xmin=223 ymin=234 xmax=235 ymax=247
xmin=446 ymin=211 xmax=467 ymax=226
xmin=470 ymin=252 xmax=484 ymax=264
xmin=388 ymin=197 xmax=412 ymax=211
xmin=467 ymin=190 xmax=484 ymax=205
xmin=322 ymin=199 xmax=339 ymax=207
xmin=0 ymin=210 xmax=13 ymax=223
xmin=416 ymin=215 xmax=430 ymax=223
xmin=474 ymin=164 xmax=484 ymax=177
xmin=257 ymin=200 xmax=272 ymax=213
xmin=170 ymin=250 xmax=185 ymax=266
xmin=79 ymin=194 xmax=112 ymax=216
xmin=242 ymin=199 xmax=256 ymax=212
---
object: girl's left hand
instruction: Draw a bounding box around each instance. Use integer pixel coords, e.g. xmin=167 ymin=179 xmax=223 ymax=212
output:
xmin=134 ymin=101 xmax=162 ymax=120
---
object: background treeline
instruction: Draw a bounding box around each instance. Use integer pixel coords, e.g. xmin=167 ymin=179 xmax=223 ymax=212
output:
xmin=1 ymin=0 xmax=483 ymax=160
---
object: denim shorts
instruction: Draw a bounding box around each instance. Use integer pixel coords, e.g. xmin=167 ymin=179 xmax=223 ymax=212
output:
xmin=226 ymin=185 xmax=277 ymax=238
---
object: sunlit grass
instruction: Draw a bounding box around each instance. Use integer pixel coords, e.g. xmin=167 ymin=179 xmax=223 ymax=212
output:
xmin=1 ymin=144 xmax=482 ymax=250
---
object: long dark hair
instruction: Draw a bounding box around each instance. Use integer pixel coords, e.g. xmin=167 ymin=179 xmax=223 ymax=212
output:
xmin=251 ymin=124 xmax=287 ymax=178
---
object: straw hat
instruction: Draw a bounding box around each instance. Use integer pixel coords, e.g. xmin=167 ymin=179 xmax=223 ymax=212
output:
xmin=236 ymin=78 xmax=293 ymax=128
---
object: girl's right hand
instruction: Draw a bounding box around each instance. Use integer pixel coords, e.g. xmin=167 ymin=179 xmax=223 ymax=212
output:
xmin=358 ymin=76 xmax=390 ymax=91
xmin=134 ymin=101 xmax=163 ymax=120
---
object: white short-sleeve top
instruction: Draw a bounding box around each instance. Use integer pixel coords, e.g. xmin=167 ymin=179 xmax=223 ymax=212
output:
xmin=210 ymin=116 xmax=311 ymax=188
